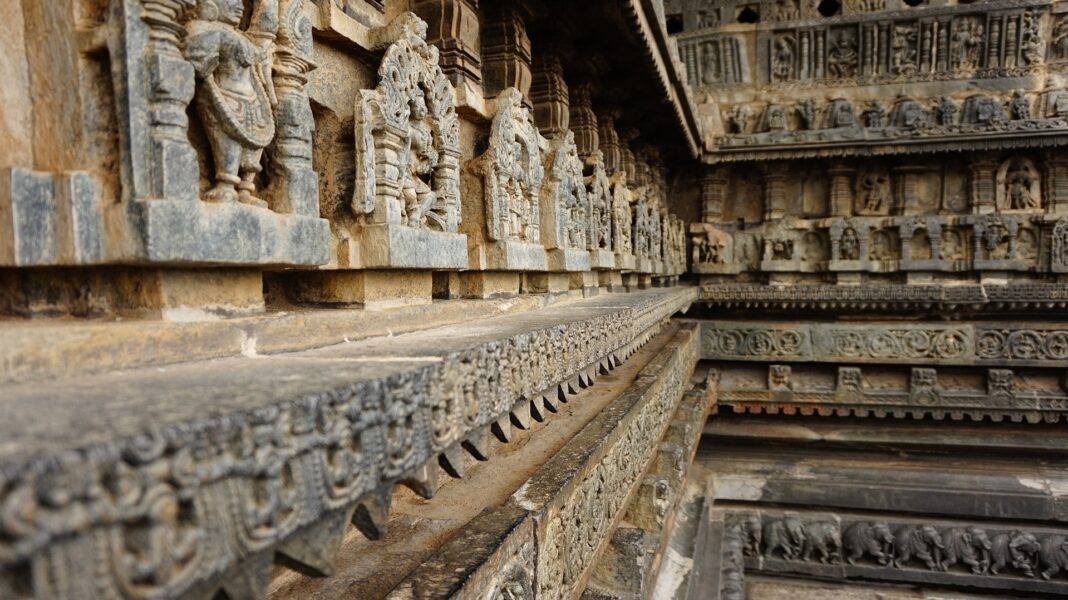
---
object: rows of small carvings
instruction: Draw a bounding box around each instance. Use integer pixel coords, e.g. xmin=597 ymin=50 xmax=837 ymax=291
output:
xmin=706 ymin=130 xmax=1068 ymax=162
xmin=694 ymin=215 xmax=1068 ymax=275
xmin=698 ymin=283 xmax=1068 ymax=305
xmin=678 ymin=0 xmax=1057 ymax=88
xmin=536 ymin=328 xmax=699 ymax=600
xmin=698 ymin=321 xmax=1068 ymax=365
xmin=722 ymin=509 xmax=1068 ymax=589
xmin=0 ymin=294 xmax=690 ymax=598
xmin=719 ymin=387 xmax=1068 ymax=412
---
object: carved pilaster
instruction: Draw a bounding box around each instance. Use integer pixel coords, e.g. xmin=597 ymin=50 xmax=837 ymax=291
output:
xmin=828 ymin=164 xmax=855 ymax=217
xmin=411 ymin=0 xmax=482 ymax=85
xmin=597 ymin=111 xmax=623 ymax=175
xmin=969 ymin=157 xmax=999 ymax=214
xmin=701 ymin=167 xmax=729 ymax=223
xmin=481 ymin=3 xmax=531 ymax=98
xmin=530 ymin=52 xmax=569 ymax=137
xmin=894 ymin=165 xmax=928 ymax=215
xmin=763 ymin=164 xmax=788 ymax=221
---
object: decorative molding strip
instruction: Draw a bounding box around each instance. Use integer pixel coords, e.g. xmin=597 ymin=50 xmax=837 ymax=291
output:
xmin=385 ymin=324 xmax=704 ymax=599
xmin=716 ymin=363 xmax=1068 ymax=423
xmin=696 ymin=320 xmax=1068 ymax=366
xmin=716 ymin=508 xmax=1068 ymax=596
xmin=699 ymin=283 xmax=1068 ymax=313
xmin=0 ymin=288 xmax=695 ymax=599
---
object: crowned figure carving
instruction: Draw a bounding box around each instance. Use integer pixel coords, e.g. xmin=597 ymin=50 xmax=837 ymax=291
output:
xmin=474 ymin=87 xmax=546 ymax=243
xmin=353 ymin=13 xmax=462 ymax=232
xmin=541 ymin=131 xmax=590 ymax=251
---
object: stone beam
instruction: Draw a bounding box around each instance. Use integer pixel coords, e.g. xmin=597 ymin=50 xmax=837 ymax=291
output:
xmin=0 ymin=288 xmax=695 ymax=600
xmin=382 ymin=323 xmax=703 ymax=599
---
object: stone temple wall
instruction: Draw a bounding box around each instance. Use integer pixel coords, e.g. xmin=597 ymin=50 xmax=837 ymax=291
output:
xmin=0 ymin=1 xmax=710 ymax=599
xmin=664 ymin=1 xmax=1068 ymax=598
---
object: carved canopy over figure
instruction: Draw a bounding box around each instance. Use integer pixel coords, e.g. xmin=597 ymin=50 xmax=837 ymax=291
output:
xmin=354 ymin=13 xmax=462 ymax=232
xmin=475 ymin=88 xmax=546 ymax=243
xmin=185 ymin=0 xmax=279 ymax=208
xmin=542 ymin=132 xmax=589 ymax=250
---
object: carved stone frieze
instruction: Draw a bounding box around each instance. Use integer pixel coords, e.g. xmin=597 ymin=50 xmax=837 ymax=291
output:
xmin=0 ymin=288 xmax=697 ymax=599
xmin=540 ymin=132 xmax=592 ymax=272
xmin=715 ymin=508 xmax=1068 ymax=595
xmin=698 ymin=320 xmax=1068 ymax=366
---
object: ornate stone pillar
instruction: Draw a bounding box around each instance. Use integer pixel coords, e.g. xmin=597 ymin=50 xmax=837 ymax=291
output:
xmin=411 ymin=0 xmax=482 ymax=85
xmin=597 ymin=110 xmax=623 ymax=174
xmin=481 ymin=2 xmax=532 ymax=98
xmin=969 ymin=157 xmax=999 ymax=214
xmin=568 ymin=82 xmax=598 ymax=159
xmin=763 ymin=164 xmax=788 ymax=221
xmin=530 ymin=51 xmax=569 ymax=137
xmin=701 ymin=167 xmax=729 ymax=223
xmin=828 ymin=164 xmax=855 ymax=217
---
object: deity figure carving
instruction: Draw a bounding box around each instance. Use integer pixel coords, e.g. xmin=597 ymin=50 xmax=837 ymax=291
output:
xmin=773 ymin=0 xmax=800 ymax=21
xmin=863 ymin=101 xmax=886 ymax=128
xmin=869 ymin=230 xmax=894 ymax=260
xmin=858 ymin=172 xmax=892 ymax=214
xmin=354 ymin=13 xmax=462 ymax=231
xmin=476 ymin=88 xmax=545 ymax=243
xmin=1003 ymin=160 xmax=1040 ymax=211
xmin=726 ymin=105 xmax=752 ymax=134
xmin=840 ymin=227 xmax=859 ymax=261
xmin=1054 ymin=16 xmax=1068 ymax=62
xmin=1052 ymin=217 xmax=1068 ymax=272
xmin=610 ymin=172 xmax=633 ymax=256
xmin=798 ymin=99 xmax=820 ymax=130
xmin=1021 ymin=11 xmax=1044 ymax=66
xmin=1011 ymin=90 xmax=1032 ymax=121
xmin=772 ymin=35 xmax=796 ymax=82
xmin=891 ymin=25 xmax=918 ymax=76
xmin=828 ymin=31 xmax=858 ymax=78
xmin=541 ymin=132 xmax=589 ymax=251
xmin=950 ymin=18 xmax=984 ymax=71
xmin=702 ymin=42 xmax=722 ymax=85
xmin=186 ymin=0 xmax=279 ymax=207
xmin=936 ymin=96 xmax=958 ymax=126
xmin=584 ymin=151 xmax=613 ymax=251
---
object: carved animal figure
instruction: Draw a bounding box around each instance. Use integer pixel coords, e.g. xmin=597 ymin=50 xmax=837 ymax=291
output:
xmin=990 ymin=531 xmax=1040 ymax=577
xmin=941 ymin=526 xmax=991 ymax=574
xmin=1040 ymin=534 xmax=1068 ymax=580
xmin=763 ymin=517 xmax=806 ymax=560
xmin=801 ymin=521 xmax=842 ymax=563
xmin=894 ymin=525 xmax=944 ymax=570
xmin=844 ymin=521 xmax=894 ymax=565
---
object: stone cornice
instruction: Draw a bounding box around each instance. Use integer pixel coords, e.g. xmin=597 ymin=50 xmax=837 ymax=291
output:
xmin=0 ymin=288 xmax=695 ymax=599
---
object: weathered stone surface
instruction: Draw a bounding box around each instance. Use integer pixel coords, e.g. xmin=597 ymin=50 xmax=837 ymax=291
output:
xmin=383 ymin=323 xmax=702 ymax=599
xmin=0 ymin=287 xmax=694 ymax=599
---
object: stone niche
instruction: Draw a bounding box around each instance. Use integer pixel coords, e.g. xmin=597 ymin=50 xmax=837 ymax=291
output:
xmin=464 ymin=86 xmax=549 ymax=298
xmin=0 ymin=0 xmax=332 ymax=316
xmin=282 ymin=12 xmax=469 ymax=308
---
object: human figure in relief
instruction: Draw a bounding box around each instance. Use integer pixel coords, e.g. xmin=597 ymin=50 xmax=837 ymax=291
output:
xmin=185 ymin=0 xmax=278 ymax=208
xmin=402 ymin=88 xmax=440 ymax=228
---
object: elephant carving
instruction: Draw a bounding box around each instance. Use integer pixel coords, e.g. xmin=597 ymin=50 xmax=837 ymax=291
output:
xmin=843 ymin=521 xmax=894 ymax=566
xmin=941 ymin=526 xmax=991 ymax=574
xmin=990 ymin=530 xmax=1040 ymax=577
xmin=894 ymin=525 xmax=944 ymax=570
xmin=802 ymin=521 xmax=842 ymax=564
xmin=763 ymin=517 xmax=806 ymax=560
xmin=1040 ymin=534 xmax=1068 ymax=580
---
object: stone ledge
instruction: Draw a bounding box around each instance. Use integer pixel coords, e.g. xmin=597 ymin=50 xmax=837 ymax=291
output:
xmin=0 ymin=287 xmax=695 ymax=599
xmin=0 ymin=288 xmax=692 ymax=385
xmin=383 ymin=324 xmax=702 ymax=599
